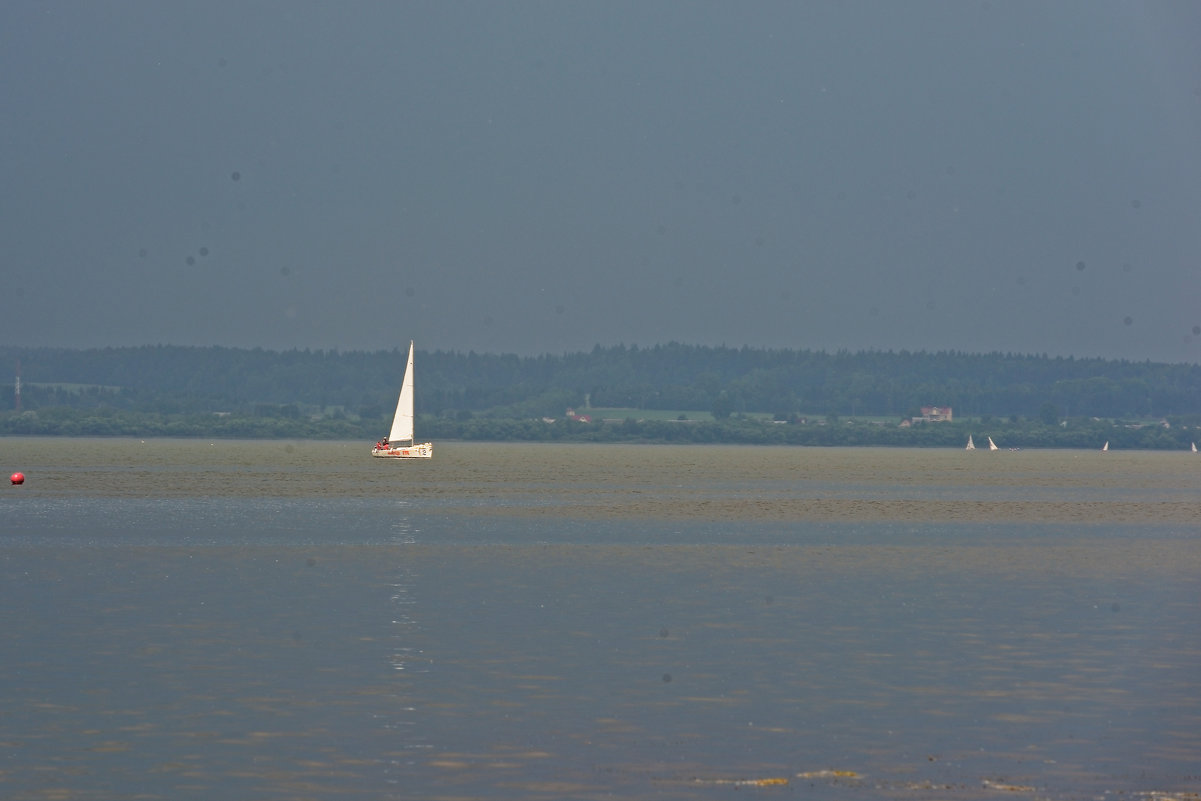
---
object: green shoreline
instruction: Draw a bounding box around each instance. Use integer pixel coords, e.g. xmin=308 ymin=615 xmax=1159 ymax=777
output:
xmin=2 ymin=410 xmax=1195 ymax=450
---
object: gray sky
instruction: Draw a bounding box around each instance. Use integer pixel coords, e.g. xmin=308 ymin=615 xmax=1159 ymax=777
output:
xmin=2 ymin=1 xmax=1199 ymax=362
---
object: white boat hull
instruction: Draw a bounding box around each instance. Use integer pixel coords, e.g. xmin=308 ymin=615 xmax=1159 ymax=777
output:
xmin=372 ymin=442 xmax=433 ymax=459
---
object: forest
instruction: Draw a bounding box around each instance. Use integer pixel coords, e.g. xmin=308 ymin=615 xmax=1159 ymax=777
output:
xmin=2 ymin=344 xmax=1199 ymax=447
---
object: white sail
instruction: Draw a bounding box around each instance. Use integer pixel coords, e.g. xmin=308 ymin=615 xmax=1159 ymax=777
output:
xmin=1192 ymin=442 xmax=1197 ymax=453
xmin=1102 ymin=441 xmax=1108 ymax=452
xmin=987 ymin=436 xmax=999 ymax=451
xmin=965 ymin=436 xmax=975 ymax=450
xmin=388 ymin=340 xmax=416 ymax=443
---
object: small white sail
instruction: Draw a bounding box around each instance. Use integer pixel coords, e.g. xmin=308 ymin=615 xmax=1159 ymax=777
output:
xmin=388 ymin=341 xmax=417 ymax=444
xmin=1101 ymin=441 xmax=1108 ymax=452
xmin=987 ymin=436 xmax=999 ymax=451
xmin=965 ymin=435 xmax=975 ymax=450
xmin=1193 ymin=442 xmax=1197 ymax=453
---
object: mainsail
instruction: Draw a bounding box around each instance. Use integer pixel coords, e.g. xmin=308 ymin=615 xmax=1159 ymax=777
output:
xmin=388 ymin=341 xmax=417 ymax=444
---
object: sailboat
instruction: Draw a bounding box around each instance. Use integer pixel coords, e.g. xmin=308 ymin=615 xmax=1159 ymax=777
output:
xmin=1192 ymin=442 xmax=1197 ymax=453
xmin=965 ymin=435 xmax=976 ymax=450
xmin=372 ymin=340 xmax=433 ymax=459
xmin=1102 ymin=441 xmax=1109 ymax=452
xmin=987 ymin=436 xmax=999 ymax=451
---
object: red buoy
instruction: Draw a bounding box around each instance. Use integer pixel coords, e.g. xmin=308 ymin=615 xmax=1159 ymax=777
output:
xmin=10 ymin=472 xmax=24 ymax=485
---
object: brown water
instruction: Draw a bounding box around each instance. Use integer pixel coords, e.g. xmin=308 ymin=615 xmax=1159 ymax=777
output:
xmin=1 ymin=439 xmax=1199 ymax=799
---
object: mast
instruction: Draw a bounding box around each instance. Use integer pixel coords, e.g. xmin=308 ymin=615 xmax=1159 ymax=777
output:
xmin=13 ymin=358 xmax=20 ymax=412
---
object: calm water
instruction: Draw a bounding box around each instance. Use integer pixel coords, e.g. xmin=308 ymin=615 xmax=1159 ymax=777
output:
xmin=1 ymin=439 xmax=1198 ymax=800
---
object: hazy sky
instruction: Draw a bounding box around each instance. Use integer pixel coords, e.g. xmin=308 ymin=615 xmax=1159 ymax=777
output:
xmin=3 ymin=1 xmax=1199 ymax=362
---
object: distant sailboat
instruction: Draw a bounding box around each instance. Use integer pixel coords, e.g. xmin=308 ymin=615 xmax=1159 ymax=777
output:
xmin=987 ymin=436 xmax=999 ymax=451
xmin=371 ymin=340 xmax=433 ymax=459
xmin=1193 ymin=442 xmax=1197 ymax=453
xmin=965 ymin=435 xmax=976 ymax=450
xmin=1102 ymin=441 xmax=1109 ymax=452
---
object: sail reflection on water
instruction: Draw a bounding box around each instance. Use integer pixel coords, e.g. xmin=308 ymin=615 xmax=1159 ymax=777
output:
xmin=384 ymin=499 xmax=432 ymax=784
xmin=389 ymin=502 xmax=421 ymax=673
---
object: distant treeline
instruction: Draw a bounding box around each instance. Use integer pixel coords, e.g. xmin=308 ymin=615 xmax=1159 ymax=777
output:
xmin=2 ymin=344 xmax=1200 ymax=426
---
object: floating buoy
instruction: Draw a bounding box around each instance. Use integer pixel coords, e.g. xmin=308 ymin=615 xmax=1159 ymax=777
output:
xmin=10 ymin=472 xmax=24 ymax=485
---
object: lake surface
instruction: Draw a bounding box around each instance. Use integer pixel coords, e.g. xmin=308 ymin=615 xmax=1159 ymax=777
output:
xmin=2 ymin=439 xmax=1199 ymax=800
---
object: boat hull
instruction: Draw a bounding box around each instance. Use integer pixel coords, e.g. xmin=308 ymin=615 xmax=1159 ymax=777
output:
xmin=371 ymin=442 xmax=433 ymax=459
